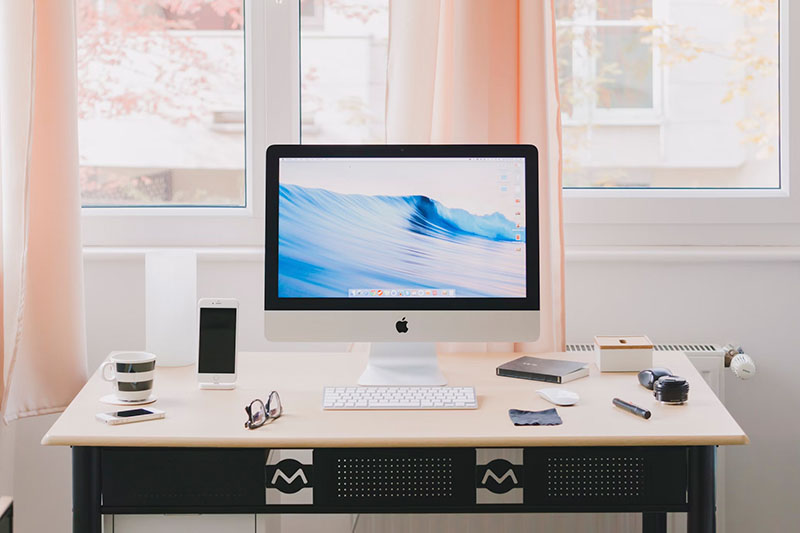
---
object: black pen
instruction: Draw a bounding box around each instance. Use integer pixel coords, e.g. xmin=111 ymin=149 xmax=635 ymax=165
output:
xmin=613 ymin=398 xmax=651 ymax=420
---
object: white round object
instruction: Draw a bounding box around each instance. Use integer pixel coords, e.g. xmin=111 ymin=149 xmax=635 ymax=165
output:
xmin=537 ymin=388 xmax=580 ymax=406
xmin=100 ymin=394 xmax=158 ymax=406
xmin=731 ymin=353 xmax=756 ymax=379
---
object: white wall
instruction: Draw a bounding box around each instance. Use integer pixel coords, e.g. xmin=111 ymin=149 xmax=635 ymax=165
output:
xmin=3 ymin=250 xmax=798 ymax=532
xmin=566 ymin=254 xmax=800 ymax=533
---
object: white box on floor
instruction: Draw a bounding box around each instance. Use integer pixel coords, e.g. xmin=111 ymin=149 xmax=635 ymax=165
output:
xmin=595 ymin=335 xmax=654 ymax=372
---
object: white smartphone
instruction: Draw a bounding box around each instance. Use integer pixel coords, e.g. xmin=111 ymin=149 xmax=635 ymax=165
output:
xmin=197 ymin=298 xmax=238 ymax=389
xmin=96 ymin=407 xmax=165 ymax=425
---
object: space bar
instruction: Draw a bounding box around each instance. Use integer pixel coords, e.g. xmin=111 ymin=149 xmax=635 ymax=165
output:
xmin=369 ymin=401 xmax=420 ymax=407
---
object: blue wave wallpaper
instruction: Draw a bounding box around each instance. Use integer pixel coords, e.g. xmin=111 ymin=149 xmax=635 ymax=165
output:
xmin=278 ymin=184 xmax=526 ymax=298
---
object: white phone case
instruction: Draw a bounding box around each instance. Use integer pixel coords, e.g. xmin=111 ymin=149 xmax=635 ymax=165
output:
xmin=96 ymin=408 xmax=165 ymax=425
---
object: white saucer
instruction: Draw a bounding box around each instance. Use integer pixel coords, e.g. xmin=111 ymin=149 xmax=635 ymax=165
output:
xmin=100 ymin=394 xmax=157 ymax=406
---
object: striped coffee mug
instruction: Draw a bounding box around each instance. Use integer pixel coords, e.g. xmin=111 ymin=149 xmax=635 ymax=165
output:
xmin=101 ymin=351 xmax=157 ymax=402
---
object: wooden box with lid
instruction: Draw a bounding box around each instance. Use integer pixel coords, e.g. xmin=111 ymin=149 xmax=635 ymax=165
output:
xmin=594 ymin=335 xmax=654 ymax=372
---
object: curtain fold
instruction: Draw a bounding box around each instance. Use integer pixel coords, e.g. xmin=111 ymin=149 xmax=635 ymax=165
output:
xmin=386 ymin=0 xmax=565 ymax=353
xmin=0 ymin=0 xmax=88 ymax=422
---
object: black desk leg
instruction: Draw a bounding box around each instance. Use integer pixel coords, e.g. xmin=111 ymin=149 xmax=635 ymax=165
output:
xmin=642 ymin=512 xmax=667 ymax=533
xmin=688 ymin=445 xmax=716 ymax=533
xmin=72 ymin=447 xmax=101 ymax=533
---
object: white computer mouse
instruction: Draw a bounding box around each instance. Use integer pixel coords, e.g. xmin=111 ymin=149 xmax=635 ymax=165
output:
xmin=537 ymin=388 xmax=580 ymax=406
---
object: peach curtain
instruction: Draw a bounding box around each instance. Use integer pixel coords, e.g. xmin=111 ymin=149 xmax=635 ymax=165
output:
xmin=386 ymin=0 xmax=565 ymax=354
xmin=0 ymin=0 xmax=88 ymax=421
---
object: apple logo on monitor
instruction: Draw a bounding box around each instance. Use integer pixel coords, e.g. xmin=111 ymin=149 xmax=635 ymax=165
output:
xmin=395 ymin=317 xmax=408 ymax=333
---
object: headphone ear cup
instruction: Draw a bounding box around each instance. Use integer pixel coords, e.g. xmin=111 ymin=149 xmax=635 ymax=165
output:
xmin=638 ymin=369 xmax=656 ymax=389
xmin=638 ymin=367 xmax=674 ymax=390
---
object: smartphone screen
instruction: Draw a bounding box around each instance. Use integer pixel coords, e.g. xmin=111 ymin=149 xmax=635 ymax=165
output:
xmin=198 ymin=307 xmax=237 ymax=374
xmin=114 ymin=408 xmax=154 ymax=417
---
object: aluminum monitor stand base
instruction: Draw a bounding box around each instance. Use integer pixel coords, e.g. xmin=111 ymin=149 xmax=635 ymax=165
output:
xmin=358 ymin=342 xmax=447 ymax=386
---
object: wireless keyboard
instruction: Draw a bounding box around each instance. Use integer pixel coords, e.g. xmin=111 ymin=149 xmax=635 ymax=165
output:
xmin=322 ymin=386 xmax=478 ymax=410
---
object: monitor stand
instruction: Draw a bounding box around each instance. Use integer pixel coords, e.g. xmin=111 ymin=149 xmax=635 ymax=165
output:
xmin=358 ymin=342 xmax=447 ymax=386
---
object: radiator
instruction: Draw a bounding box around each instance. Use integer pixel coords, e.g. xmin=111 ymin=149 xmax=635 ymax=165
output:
xmin=567 ymin=343 xmax=726 ymax=400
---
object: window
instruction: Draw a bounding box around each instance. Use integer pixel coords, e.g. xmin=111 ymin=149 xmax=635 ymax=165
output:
xmin=299 ymin=0 xmax=389 ymax=144
xmin=558 ymin=0 xmax=659 ymax=123
xmin=80 ymin=0 xmax=794 ymax=247
xmin=77 ymin=0 xmax=245 ymax=206
xmin=556 ymin=0 xmax=780 ymax=189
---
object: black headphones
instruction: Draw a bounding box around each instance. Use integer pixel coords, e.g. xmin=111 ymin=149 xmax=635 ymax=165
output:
xmin=637 ymin=368 xmax=673 ymax=389
xmin=637 ymin=368 xmax=689 ymax=404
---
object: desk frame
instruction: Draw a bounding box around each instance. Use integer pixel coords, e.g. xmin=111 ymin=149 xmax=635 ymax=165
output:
xmin=72 ymin=445 xmax=716 ymax=533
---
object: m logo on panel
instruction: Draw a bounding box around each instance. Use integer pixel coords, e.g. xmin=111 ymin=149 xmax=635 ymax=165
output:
xmin=476 ymin=450 xmax=524 ymax=504
xmin=478 ymin=459 xmax=521 ymax=494
xmin=271 ymin=465 xmax=309 ymax=489
xmin=265 ymin=455 xmax=314 ymax=504
xmin=480 ymin=461 xmax=519 ymax=491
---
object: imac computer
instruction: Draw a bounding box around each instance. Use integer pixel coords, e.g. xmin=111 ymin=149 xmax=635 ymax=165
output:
xmin=264 ymin=144 xmax=540 ymax=387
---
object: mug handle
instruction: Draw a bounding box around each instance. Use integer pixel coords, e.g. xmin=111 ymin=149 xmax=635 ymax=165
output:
xmin=101 ymin=361 xmax=116 ymax=382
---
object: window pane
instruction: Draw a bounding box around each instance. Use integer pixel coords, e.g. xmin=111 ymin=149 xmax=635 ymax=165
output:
xmin=559 ymin=1 xmax=780 ymax=188
xmin=597 ymin=0 xmax=652 ymax=20
xmin=596 ymin=26 xmax=653 ymax=109
xmin=299 ymin=0 xmax=389 ymax=144
xmin=556 ymin=0 xmax=576 ymax=20
xmin=77 ymin=0 xmax=245 ymax=206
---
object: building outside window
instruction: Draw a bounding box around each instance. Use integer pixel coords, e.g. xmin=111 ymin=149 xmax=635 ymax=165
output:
xmin=556 ymin=0 xmax=779 ymax=188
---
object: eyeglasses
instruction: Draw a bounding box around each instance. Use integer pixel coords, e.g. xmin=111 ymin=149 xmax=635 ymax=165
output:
xmin=244 ymin=391 xmax=282 ymax=429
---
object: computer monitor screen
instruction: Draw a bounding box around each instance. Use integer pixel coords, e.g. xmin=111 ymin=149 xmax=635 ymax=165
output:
xmin=278 ymin=157 xmax=526 ymax=299
xmin=265 ymin=144 xmax=539 ymax=345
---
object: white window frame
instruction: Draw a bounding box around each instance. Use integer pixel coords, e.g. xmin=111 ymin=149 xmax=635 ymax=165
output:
xmin=81 ymin=0 xmax=299 ymax=247
xmin=564 ymin=0 xmax=798 ymax=247
xmin=559 ymin=0 xmax=664 ymax=127
xmin=83 ymin=0 xmax=799 ymax=249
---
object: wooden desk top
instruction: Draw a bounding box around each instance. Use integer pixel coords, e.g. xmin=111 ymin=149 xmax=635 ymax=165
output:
xmin=43 ymin=351 xmax=748 ymax=448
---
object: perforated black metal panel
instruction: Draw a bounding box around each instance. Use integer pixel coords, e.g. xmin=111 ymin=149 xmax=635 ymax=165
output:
xmin=337 ymin=456 xmax=455 ymax=499
xmin=546 ymin=455 xmax=645 ymax=499
xmin=524 ymin=447 xmax=688 ymax=508
xmin=314 ymin=448 xmax=475 ymax=508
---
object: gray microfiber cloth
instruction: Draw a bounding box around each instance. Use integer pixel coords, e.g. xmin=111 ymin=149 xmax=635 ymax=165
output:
xmin=509 ymin=408 xmax=563 ymax=426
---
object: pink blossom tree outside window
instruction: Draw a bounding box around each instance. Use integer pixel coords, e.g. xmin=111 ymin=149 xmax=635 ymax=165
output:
xmin=77 ymin=0 xmax=245 ymax=206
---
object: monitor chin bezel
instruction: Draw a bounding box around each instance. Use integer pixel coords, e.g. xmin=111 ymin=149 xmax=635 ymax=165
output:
xmin=263 ymin=310 xmax=541 ymax=343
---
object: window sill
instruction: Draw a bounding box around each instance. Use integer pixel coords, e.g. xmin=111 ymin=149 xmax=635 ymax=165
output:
xmin=563 ymin=187 xmax=786 ymax=199
xmin=81 ymin=244 xmax=800 ymax=263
